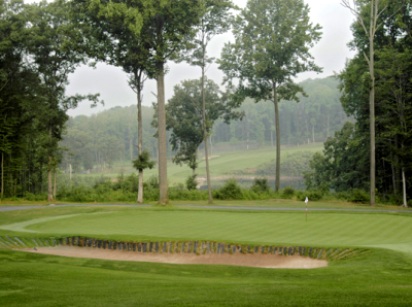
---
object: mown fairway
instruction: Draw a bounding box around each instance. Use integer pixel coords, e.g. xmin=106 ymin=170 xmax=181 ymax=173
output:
xmin=81 ymin=143 xmax=322 ymax=185
xmin=1 ymin=203 xmax=412 ymax=306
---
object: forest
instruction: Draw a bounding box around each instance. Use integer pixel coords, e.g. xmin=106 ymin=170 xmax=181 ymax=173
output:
xmin=1 ymin=0 xmax=411 ymax=206
xmin=61 ymin=76 xmax=347 ymax=173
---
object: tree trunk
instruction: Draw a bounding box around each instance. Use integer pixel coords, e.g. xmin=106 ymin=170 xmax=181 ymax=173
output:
xmin=273 ymin=82 xmax=281 ymax=192
xmin=47 ymin=156 xmax=53 ymax=203
xmin=312 ymin=123 xmax=315 ymax=143
xmin=137 ymin=73 xmax=144 ymax=204
xmin=157 ymin=65 xmax=168 ymax=205
xmin=1 ymin=151 xmax=3 ymax=200
xmin=53 ymin=169 xmax=57 ymax=199
xmin=202 ymin=66 xmax=213 ymax=204
xmin=369 ymin=7 xmax=376 ymax=206
xmin=401 ymin=168 xmax=407 ymax=207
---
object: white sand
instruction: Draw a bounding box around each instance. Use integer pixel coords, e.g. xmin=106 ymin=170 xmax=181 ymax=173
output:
xmin=22 ymin=246 xmax=328 ymax=269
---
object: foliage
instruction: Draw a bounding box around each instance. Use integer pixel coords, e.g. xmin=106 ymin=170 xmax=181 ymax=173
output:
xmin=218 ymin=0 xmax=322 ymax=191
xmin=251 ymin=178 xmax=270 ymax=194
xmin=282 ymin=187 xmax=295 ymax=199
xmin=307 ymin=0 xmax=412 ymax=204
xmin=214 ymin=179 xmax=243 ymax=200
xmin=304 ymin=122 xmax=368 ymax=192
xmin=0 ymin=0 xmax=99 ymax=199
xmin=186 ymin=174 xmax=198 ymax=191
xmin=62 ymin=77 xmax=345 ymax=175
xmin=132 ymin=150 xmax=155 ymax=172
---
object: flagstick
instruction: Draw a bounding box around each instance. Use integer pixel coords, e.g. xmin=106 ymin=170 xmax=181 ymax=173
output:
xmin=305 ymin=197 xmax=308 ymax=222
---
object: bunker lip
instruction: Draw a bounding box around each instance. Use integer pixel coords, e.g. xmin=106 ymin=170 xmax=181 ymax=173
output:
xmin=21 ymin=246 xmax=328 ymax=269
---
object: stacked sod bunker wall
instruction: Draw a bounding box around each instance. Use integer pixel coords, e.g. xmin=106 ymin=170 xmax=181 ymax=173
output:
xmin=0 ymin=235 xmax=362 ymax=261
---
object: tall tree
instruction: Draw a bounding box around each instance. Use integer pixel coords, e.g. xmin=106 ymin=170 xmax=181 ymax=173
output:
xmin=184 ymin=0 xmax=235 ymax=203
xmin=219 ymin=0 xmax=321 ymax=191
xmin=76 ymin=0 xmax=155 ymax=203
xmin=166 ymin=78 xmax=237 ymax=182
xmin=141 ymin=0 xmax=202 ymax=204
xmin=341 ymin=0 xmax=389 ymax=206
xmin=0 ymin=0 xmax=29 ymax=199
xmin=25 ymin=0 xmax=99 ymax=201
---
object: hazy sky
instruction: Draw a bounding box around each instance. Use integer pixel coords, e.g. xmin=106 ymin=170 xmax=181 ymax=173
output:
xmin=65 ymin=0 xmax=356 ymax=117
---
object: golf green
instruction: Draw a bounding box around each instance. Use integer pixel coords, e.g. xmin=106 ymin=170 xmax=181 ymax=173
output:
xmin=3 ymin=208 xmax=412 ymax=252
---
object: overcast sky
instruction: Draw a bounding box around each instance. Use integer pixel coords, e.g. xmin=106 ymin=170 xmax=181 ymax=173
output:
xmin=65 ymin=0 xmax=356 ymax=117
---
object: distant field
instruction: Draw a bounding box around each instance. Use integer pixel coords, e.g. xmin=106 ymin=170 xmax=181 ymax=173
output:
xmin=68 ymin=143 xmax=323 ymax=188
xmin=1 ymin=203 xmax=412 ymax=306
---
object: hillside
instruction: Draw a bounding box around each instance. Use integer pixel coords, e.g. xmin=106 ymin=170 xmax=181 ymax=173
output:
xmin=60 ymin=76 xmax=346 ymax=188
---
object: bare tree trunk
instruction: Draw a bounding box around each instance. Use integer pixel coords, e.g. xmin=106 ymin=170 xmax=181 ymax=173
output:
xmin=369 ymin=25 xmax=376 ymax=206
xmin=401 ymin=168 xmax=407 ymax=207
xmin=312 ymin=123 xmax=315 ymax=143
xmin=53 ymin=169 xmax=57 ymax=199
xmin=273 ymin=82 xmax=281 ymax=192
xmin=342 ymin=0 xmax=384 ymax=206
xmin=1 ymin=151 xmax=3 ymax=200
xmin=47 ymin=156 xmax=53 ymax=203
xmin=137 ymin=89 xmax=144 ymax=204
xmin=157 ymin=66 xmax=168 ymax=205
xmin=202 ymin=65 xmax=213 ymax=204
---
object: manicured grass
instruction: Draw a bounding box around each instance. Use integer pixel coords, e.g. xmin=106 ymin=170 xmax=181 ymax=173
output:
xmin=1 ymin=203 xmax=412 ymax=306
xmin=1 ymin=245 xmax=412 ymax=306
xmin=2 ymin=207 xmax=412 ymax=253
xmin=75 ymin=143 xmax=322 ymax=185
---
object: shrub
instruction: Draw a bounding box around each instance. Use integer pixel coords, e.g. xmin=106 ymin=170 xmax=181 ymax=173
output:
xmin=169 ymin=188 xmax=208 ymax=201
xmin=214 ymin=179 xmax=243 ymax=200
xmin=58 ymin=186 xmax=95 ymax=202
xmin=251 ymin=178 xmax=270 ymax=193
xmin=282 ymin=186 xmax=295 ymax=199
xmin=24 ymin=192 xmax=47 ymax=201
xmin=186 ymin=174 xmax=198 ymax=191
xmin=298 ymin=190 xmax=323 ymax=201
xmin=348 ymin=189 xmax=369 ymax=203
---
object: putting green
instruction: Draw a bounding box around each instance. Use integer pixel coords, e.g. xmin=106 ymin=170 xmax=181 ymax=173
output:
xmin=2 ymin=208 xmax=412 ymax=253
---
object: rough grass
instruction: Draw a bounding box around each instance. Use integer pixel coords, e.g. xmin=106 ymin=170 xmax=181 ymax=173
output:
xmin=1 ymin=204 xmax=412 ymax=306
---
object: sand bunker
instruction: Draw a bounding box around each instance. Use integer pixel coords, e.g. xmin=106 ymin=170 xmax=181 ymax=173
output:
xmin=23 ymin=246 xmax=328 ymax=269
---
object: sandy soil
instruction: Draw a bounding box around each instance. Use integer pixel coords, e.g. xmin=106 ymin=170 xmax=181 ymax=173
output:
xmin=22 ymin=246 xmax=328 ymax=269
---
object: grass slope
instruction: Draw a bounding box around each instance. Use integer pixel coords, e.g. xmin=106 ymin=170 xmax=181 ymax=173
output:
xmin=1 ymin=204 xmax=412 ymax=306
xmin=81 ymin=143 xmax=322 ymax=186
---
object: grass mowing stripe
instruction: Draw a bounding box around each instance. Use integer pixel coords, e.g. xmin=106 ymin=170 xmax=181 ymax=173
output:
xmin=4 ymin=209 xmax=412 ymax=251
xmin=1 ymin=206 xmax=412 ymax=306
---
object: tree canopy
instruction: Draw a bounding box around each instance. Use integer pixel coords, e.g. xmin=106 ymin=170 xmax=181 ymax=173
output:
xmin=218 ymin=0 xmax=322 ymax=191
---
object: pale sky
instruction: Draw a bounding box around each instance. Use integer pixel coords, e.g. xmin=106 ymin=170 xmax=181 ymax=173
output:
xmin=65 ymin=0 xmax=356 ymax=117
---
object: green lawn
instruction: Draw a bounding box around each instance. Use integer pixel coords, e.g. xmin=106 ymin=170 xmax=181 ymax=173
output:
xmin=1 ymin=203 xmax=412 ymax=306
xmin=77 ymin=143 xmax=322 ymax=186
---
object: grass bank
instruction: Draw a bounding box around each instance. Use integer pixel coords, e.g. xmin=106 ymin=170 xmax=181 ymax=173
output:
xmin=0 ymin=204 xmax=412 ymax=306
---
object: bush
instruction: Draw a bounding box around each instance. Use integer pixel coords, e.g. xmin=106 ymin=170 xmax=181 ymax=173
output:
xmin=251 ymin=178 xmax=270 ymax=193
xmin=186 ymin=174 xmax=198 ymax=190
xmin=298 ymin=190 xmax=323 ymax=201
xmin=58 ymin=186 xmax=95 ymax=202
xmin=24 ymin=192 xmax=47 ymax=201
xmin=349 ymin=189 xmax=369 ymax=203
xmin=214 ymin=179 xmax=243 ymax=200
xmin=282 ymin=186 xmax=295 ymax=199
xmin=169 ymin=188 xmax=208 ymax=201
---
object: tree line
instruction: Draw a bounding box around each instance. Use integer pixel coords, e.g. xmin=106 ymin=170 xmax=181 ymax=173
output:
xmin=60 ymin=76 xmax=347 ymax=174
xmin=0 ymin=0 xmax=99 ymax=201
xmin=305 ymin=0 xmax=412 ymax=206
xmin=1 ymin=0 xmax=323 ymax=203
xmin=3 ymin=0 xmax=409 ymax=206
